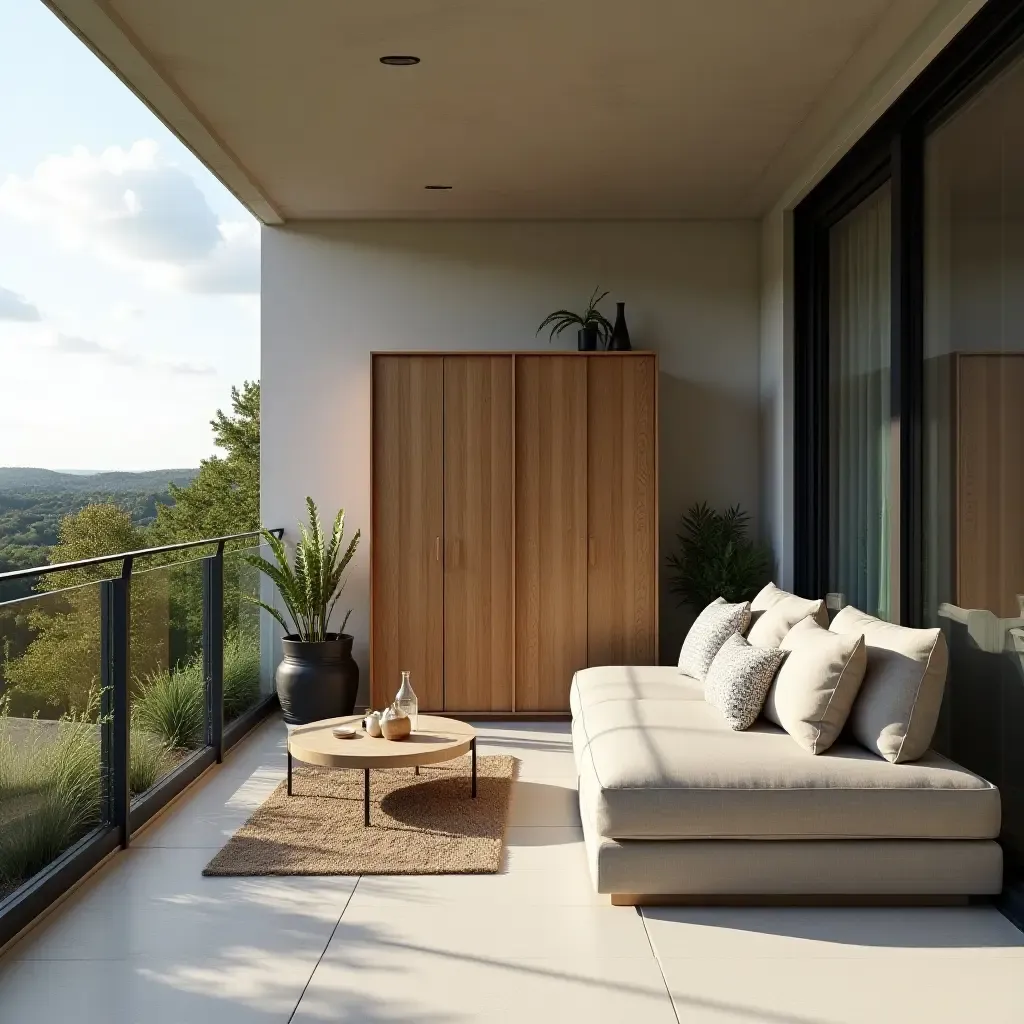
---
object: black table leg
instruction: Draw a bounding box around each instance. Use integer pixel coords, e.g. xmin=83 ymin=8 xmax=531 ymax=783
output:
xmin=415 ymin=765 xmax=420 ymax=776
xmin=471 ymin=736 xmax=477 ymax=798
xmin=287 ymin=750 xmax=292 ymax=796
xmin=364 ymin=767 xmax=370 ymax=827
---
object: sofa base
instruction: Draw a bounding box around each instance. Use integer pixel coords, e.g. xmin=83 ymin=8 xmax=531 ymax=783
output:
xmin=609 ymin=893 xmax=974 ymax=907
xmin=583 ymin=813 xmax=1003 ymax=899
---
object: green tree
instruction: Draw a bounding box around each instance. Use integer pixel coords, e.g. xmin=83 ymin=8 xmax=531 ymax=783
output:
xmin=41 ymin=503 xmax=147 ymax=591
xmin=3 ymin=504 xmax=167 ymax=714
xmin=151 ymin=381 xmax=260 ymax=541
xmin=2 ymin=384 xmax=261 ymax=717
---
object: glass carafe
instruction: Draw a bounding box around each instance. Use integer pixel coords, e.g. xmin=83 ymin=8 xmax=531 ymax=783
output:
xmin=395 ymin=670 xmax=418 ymax=731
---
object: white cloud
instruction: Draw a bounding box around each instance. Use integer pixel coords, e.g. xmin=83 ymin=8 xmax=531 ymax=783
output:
xmin=167 ymin=220 xmax=260 ymax=295
xmin=0 ymin=141 xmax=259 ymax=294
xmin=0 ymin=284 xmax=41 ymax=321
xmin=110 ymin=303 xmax=145 ymax=322
xmin=53 ymin=331 xmax=215 ymax=376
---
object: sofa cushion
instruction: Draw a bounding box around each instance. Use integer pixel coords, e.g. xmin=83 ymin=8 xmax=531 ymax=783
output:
xmin=763 ymin=616 xmax=868 ymax=754
xmin=704 ymin=634 xmax=785 ymax=731
xmin=570 ymin=665 xmax=704 ymax=718
xmin=573 ymin=696 xmax=999 ymax=841
xmin=831 ymin=605 xmax=948 ymax=763
xmin=747 ymin=582 xmax=828 ymax=647
xmin=678 ymin=598 xmax=751 ymax=681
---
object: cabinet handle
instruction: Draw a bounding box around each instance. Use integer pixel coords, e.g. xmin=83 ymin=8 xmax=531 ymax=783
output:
xmin=435 ymin=536 xmax=441 ymax=562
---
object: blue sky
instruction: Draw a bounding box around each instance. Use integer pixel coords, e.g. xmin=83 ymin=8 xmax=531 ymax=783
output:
xmin=0 ymin=0 xmax=259 ymax=470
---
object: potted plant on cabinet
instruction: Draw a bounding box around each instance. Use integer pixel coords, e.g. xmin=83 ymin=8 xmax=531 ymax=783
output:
xmin=536 ymin=286 xmax=614 ymax=350
xmin=247 ymin=498 xmax=361 ymax=724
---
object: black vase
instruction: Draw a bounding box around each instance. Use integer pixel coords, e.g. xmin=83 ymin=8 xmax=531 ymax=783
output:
xmin=275 ymin=633 xmax=359 ymax=724
xmin=577 ymin=326 xmax=599 ymax=351
xmin=607 ymin=302 xmax=632 ymax=351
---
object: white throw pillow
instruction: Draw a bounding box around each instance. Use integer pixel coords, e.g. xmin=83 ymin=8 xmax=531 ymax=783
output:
xmin=678 ymin=598 xmax=751 ymax=682
xmin=830 ymin=606 xmax=948 ymax=763
xmin=763 ymin=616 xmax=867 ymax=754
xmin=747 ymin=582 xmax=828 ymax=648
xmin=705 ymin=633 xmax=786 ymax=731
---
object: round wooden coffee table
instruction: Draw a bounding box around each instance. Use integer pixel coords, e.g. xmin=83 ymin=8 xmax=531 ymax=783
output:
xmin=286 ymin=714 xmax=478 ymax=826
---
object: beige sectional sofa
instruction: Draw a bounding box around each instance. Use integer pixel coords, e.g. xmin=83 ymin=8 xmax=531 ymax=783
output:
xmin=570 ymin=664 xmax=1002 ymax=903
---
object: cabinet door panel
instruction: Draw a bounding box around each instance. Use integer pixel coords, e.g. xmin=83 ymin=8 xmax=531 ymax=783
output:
xmin=371 ymin=356 xmax=444 ymax=710
xmin=443 ymin=356 xmax=515 ymax=711
xmin=587 ymin=355 xmax=657 ymax=665
xmin=515 ymin=356 xmax=588 ymax=711
xmin=957 ymin=354 xmax=1024 ymax=617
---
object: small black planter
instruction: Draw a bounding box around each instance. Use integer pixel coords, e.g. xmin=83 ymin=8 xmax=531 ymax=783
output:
xmin=275 ymin=633 xmax=359 ymax=725
xmin=577 ymin=326 xmax=600 ymax=351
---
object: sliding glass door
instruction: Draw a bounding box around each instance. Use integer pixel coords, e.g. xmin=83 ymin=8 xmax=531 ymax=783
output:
xmin=827 ymin=183 xmax=894 ymax=619
xmin=795 ymin=0 xmax=1024 ymax=898
xmin=923 ymin=52 xmax=1024 ymax=867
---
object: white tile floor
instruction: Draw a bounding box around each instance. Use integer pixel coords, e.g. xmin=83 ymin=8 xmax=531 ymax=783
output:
xmin=2 ymin=717 xmax=1024 ymax=1022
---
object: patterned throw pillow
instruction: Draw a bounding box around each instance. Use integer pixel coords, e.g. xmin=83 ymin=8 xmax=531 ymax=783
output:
xmin=705 ymin=633 xmax=786 ymax=731
xmin=678 ymin=598 xmax=752 ymax=682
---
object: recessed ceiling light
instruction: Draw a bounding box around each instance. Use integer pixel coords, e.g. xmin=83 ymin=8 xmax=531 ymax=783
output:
xmin=424 ymin=184 xmax=453 ymax=190
xmin=380 ymin=55 xmax=420 ymax=66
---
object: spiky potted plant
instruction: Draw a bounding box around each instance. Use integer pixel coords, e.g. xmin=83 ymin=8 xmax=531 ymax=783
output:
xmin=247 ymin=498 xmax=361 ymax=724
xmin=666 ymin=502 xmax=772 ymax=610
xmin=536 ymin=286 xmax=614 ymax=351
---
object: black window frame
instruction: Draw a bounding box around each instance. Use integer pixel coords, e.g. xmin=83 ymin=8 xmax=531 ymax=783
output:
xmin=793 ymin=0 xmax=1024 ymax=627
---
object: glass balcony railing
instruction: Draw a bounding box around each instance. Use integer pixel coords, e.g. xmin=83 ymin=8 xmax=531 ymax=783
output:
xmin=0 ymin=529 xmax=281 ymax=941
xmin=224 ymin=545 xmax=266 ymax=722
xmin=129 ymin=556 xmax=208 ymax=804
xmin=0 ymin=581 xmax=105 ymax=904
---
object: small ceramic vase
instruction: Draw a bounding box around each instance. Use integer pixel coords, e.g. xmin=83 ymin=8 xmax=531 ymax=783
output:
xmin=363 ymin=710 xmax=382 ymax=738
xmin=380 ymin=702 xmax=411 ymax=741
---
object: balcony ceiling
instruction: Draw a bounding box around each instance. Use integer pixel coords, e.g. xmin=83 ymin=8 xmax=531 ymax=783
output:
xmin=47 ymin=0 xmax=945 ymax=222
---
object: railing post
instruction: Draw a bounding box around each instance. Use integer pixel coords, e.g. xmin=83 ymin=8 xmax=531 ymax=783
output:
xmin=100 ymin=557 xmax=132 ymax=849
xmin=203 ymin=542 xmax=225 ymax=763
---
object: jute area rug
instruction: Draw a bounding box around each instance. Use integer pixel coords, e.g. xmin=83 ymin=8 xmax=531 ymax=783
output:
xmin=203 ymin=754 xmax=518 ymax=877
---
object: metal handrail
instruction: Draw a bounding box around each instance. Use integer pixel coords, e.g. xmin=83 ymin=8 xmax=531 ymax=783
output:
xmin=0 ymin=528 xmax=284 ymax=584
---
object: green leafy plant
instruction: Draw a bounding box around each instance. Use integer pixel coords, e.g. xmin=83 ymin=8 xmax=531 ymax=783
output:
xmin=536 ymin=286 xmax=614 ymax=344
xmin=223 ymin=630 xmax=261 ymax=721
xmin=133 ymin=661 xmax=205 ymax=750
xmin=0 ymin=695 xmax=104 ymax=888
xmin=667 ymin=503 xmax=772 ymax=610
xmin=246 ymin=499 xmax=360 ymax=642
xmin=129 ymin=728 xmax=173 ymax=796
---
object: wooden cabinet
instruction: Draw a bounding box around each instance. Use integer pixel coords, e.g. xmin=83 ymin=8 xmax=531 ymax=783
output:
xmin=443 ymin=356 xmax=515 ymax=711
xmin=955 ymin=354 xmax=1024 ymax=617
xmin=587 ymin=355 xmax=657 ymax=666
xmin=371 ymin=352 xmax=657 ymax=714
xmin=515 ymin=356 xmax=588 ymax=711
xmin=371 ymin=356 xmax=444 ymax=710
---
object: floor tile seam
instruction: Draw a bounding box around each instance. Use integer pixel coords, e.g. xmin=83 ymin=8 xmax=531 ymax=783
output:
xmin=286 ymin=875 xmax=361 ymax=1023
xmin=639 ymin=909 xmax=683 ymax=1024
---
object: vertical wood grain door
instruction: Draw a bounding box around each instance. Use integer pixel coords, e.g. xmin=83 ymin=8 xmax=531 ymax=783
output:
xmin=443 ymin=355 xmax=515 ymax=711
xmin=587 ymin=355 xmax=657 ymax=666
xmin=371 ymin=356 xmax=444 ymax=710
xmin=515 ymin=355 xmax=588 ymax=711
xmin=956 ymin=354 xmax=1024 ymax=617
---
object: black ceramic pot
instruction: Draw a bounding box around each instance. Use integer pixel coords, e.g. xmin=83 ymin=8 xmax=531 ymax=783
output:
xmin=607 ymin=302 xmax=632 ymax=351
xmin=275 ymin=633 xmax=359 ymax=725
xmin=577 ymin=326 xmax=600 ymax=351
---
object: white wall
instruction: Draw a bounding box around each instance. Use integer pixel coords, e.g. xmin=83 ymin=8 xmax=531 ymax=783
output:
xmin=757 ymin=0 xmax=986 ymax=591
xmin=261 ymin=220 xmax=760 ymax=692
